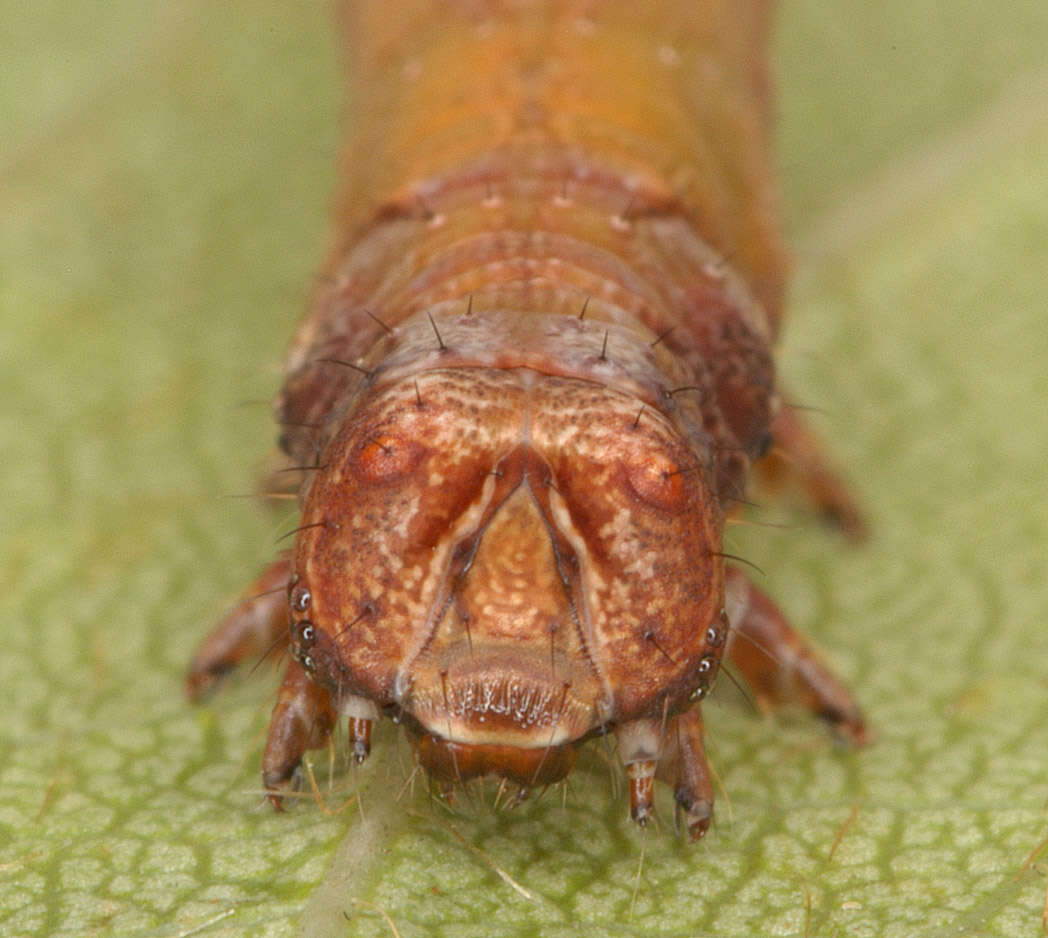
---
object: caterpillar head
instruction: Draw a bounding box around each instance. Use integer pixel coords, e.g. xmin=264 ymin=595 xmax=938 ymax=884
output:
xmin=289 ymin=366 xmax=726 ymax=789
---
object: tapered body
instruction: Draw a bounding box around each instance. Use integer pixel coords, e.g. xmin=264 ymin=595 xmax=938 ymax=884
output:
xmin=188 ymin=0 xmax=866 ymax=839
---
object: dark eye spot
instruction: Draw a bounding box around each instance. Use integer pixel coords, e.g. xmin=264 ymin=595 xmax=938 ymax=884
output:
xmin=691 ymin=653 xmax=720 ymax=701
xmin=754 ymin=430 xmax=773 ymax=460
xmin=705 ymin=610 xmax=730 ymax=649
xmin=291 ymin=586 xmax=311 ymax=612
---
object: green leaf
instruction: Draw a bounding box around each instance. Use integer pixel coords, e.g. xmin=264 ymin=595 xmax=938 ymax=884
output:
xmin=3 ymin=2 xmax=1047 ymax=936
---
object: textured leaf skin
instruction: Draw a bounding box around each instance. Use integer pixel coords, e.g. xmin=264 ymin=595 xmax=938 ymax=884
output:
xmin=3 ymin=2 xmax=1048 ymax=937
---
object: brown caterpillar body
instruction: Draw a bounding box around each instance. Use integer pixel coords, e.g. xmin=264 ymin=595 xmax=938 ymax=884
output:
xmin=188 ymin=0 xmax=866 ymax=840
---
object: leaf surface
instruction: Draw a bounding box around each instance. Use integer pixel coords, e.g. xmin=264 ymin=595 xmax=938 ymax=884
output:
xmin=2 ymin=2 xmax=1047 ymax=936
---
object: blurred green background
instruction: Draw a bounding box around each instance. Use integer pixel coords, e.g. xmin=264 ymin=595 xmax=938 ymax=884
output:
xmin=2 ymin=2 xmax=1047 ymax=936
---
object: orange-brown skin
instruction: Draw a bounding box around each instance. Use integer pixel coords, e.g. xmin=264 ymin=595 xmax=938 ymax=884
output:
xmin=187 ymin=0 xmax=867 ymax=840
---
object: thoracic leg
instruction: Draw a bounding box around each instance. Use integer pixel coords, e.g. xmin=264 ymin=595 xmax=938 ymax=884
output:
xmin=756 ymin=405 xmax=867 ymax=540
xmin=619 ymin=708 xmax=715 ymax=840
xmin=656 ymin=706 xmax=715 ymax=841
xmin=262 ymin=658 xmax=337 ymax=807
xmin=724 ymin=566 xmax=867 ymax=744
xmin=185 ymin=556 xmax=291 ymax=699
xmin=616 ymin=716 xmax=662 ymax=828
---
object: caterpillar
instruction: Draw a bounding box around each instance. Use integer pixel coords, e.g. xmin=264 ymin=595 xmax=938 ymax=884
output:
xmin=188 ymin=0 xmax=867 ymax=841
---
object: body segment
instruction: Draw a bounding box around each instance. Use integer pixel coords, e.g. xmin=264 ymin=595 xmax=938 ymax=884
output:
xmin=188 ymin=0 xmax=865 ymax=838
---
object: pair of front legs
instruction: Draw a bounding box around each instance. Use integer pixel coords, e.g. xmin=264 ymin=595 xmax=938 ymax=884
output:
xmin=594 ymin=562 xmax=866 ymax=841
xmin=186 ymin=405 xmax=867 ymax=835
xmin=629 ymin=565 xmax=867 ymax=840
xmin=187 ymin=558 xmax=866 ymax=837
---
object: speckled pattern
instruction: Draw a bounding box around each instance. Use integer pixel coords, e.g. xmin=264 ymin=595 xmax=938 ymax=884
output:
xmin=208 ymin=0 xmax=786 ymax=834
xmin=3 ymin=0 xmax=1048 ymax=936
